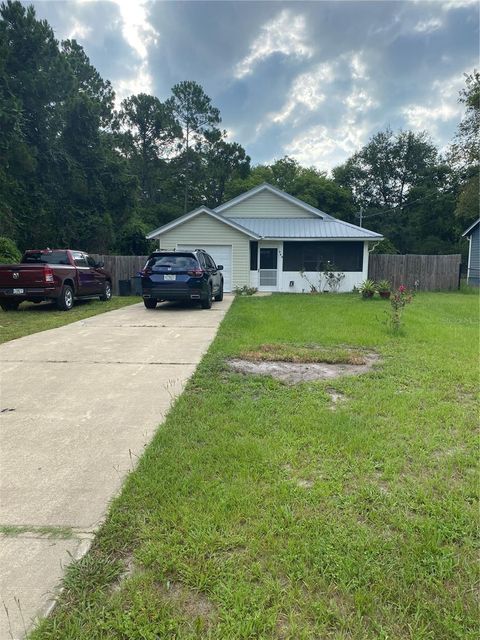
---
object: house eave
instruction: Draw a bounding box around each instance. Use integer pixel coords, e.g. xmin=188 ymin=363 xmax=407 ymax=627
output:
xmin=260 ymin=236 xmax=384 ymax=241
xmin=214 ymin=182 xmax=332 ymax=219
xmin=462 ymin=218 xmax=480 ymax=237
xmin=146 ymin=207 xmax=261 ymax=240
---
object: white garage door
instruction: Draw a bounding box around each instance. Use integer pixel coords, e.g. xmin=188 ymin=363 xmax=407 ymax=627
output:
xmin=176 ymin=244 xmax=233 ymax=292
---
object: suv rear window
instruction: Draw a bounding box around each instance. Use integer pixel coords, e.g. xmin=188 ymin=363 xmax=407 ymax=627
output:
xmin=22 ymin=251 xmax=69 ymax=265
xmin=147 ymin=254 xmax=198 ymax=270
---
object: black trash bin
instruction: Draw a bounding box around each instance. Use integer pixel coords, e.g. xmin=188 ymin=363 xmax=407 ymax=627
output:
xmin=131 ymin=275 xmax=142 ymax=296
xmin=118 ymin=279 xmax=132 ymax=296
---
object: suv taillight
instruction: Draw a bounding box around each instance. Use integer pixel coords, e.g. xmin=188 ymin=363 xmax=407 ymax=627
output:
xmin=187 ymin=269 xmax=204 ymax=277
xmin=44 ymin=266 xmax=54 ymax=283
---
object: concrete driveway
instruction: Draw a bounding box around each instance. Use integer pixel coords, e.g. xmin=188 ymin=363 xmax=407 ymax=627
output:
xmin=0 ymin=297 xmax=233 ymax=639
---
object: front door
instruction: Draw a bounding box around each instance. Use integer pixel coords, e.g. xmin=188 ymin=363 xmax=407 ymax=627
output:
xmin=259 ymin=247 xmax=278 ymax=291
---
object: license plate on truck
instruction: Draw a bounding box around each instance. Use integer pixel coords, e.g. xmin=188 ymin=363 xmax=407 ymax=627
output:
xmin=163 ymin=274 xmax=176 ymax=281
xmin=13 ymin=288 xmax=24 ymax=294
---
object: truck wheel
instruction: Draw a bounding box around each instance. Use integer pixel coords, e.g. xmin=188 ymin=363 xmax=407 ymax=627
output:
xmin=99 ymin=281 xmax=112 ymax=301
xmin=214 ymin=282 xmax=224 ymax=302
xmin=201 ymin=286 xmax=213 ymax=309
xmin=1 ymin=300 xmax=20 ymax=311
xmin=143 ymin=298 xmax=157 ymax=309
xmin=57 ymin=285 xmax=74 ymax=311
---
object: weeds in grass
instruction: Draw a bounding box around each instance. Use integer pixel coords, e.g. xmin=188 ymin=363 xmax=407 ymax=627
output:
xmin=241 ymin=343 xmax=368 ymax=365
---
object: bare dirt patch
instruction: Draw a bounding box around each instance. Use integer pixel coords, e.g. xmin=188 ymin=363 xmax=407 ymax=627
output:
xmin=156 ymin=581 xmax=218 ymax=626
xmin=227 ymin=353 xmax=379 ymax=384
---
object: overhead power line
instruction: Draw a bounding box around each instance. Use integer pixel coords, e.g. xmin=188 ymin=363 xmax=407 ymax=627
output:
xmin=355 ymin=194 xmax=435 ymax=223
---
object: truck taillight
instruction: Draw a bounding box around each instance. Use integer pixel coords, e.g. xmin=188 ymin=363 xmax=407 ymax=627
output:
xmin=44 ymin=266 xmax=54 ymax=283
xmin=140 ymin=268 xmax=152 ymax=277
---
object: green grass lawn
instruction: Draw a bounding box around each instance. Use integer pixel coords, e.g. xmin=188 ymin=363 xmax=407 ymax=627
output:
xmin=0 ymin=296 xmax=140 ymax=344
xmin=31 ymin=293 xmax=479 ymax=640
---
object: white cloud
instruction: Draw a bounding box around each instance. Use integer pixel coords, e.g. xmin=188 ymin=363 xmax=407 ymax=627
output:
xmin=266 ymin=51 xmax=376 ymax=129
xmin=402 ymin=103 xmax=458 ymax=130
xmin=235 ymin=9 xmax=313 ymax=78
xmin=350 ymin=53 xmax=369 ymax=80
xmin=414 ymin=17 xmax=443 ymax=33
xmin=67 ymin=20 xmax=92 ymax=41
xmin=115 ymin=66 xmax=154 ymax=105
xmin=74 ymin=0 xmax=156 ymax=104
xmin=270 ymin=63 xmax=333 ymax=124
xmin=402 ymin=73 xmax=465 ymax=133
xmin=284 ymin=119 xmax=370 ymax=171
xmin=344 ymin=88 xmax=377 ymax=112
xmin=440 ymin=0 xmax=478 ymax=9
xmin=112 ymin=0 xmax=158 ymax=61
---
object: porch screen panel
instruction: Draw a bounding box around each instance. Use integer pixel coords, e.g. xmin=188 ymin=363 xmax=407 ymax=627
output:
xmin=283 ymin=241 xmax=363 ymax=272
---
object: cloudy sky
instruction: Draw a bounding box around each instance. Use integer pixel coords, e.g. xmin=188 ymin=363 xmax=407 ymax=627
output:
xmin=29 ymin=0 xmax=478 ymax=171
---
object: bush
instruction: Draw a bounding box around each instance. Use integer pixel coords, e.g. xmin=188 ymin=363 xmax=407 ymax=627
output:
xmin=234 ymin=285 xmax=257 ymax=296
xmin=0 ymin=237 xmax=21 ymax=264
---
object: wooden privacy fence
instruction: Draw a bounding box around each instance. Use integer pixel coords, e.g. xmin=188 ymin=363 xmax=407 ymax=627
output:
xmin=368 ymin=254 xmax=461 ymax=291
xmin=91 ymin=255 xmax=148 ymax=295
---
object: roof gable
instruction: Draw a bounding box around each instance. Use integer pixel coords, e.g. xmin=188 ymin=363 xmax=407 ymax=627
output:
xmin=215 ymin=183 xmax=332 ymax=220
xmin=462 ymin=218 xmax=480 ymax=237
xmin=146 ymin=206 xmax=259 ymax=240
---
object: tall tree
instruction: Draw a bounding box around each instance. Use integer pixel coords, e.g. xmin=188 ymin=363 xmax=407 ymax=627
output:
xmin=118 ymin=93 xmax=180 ymax=200
xmin=201 ymin=130 xmax=250 ymax=207
xmin=166 ymin=81 xmax=221 ymax=212
xmin=333 ymin=129 xmax=438 ymax=213
xmin=449 ymin=70 xmax=479 ymax=231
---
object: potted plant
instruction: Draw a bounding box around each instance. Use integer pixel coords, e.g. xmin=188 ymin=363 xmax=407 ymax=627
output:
xmin=377 ymin=279 xmax=391 ymax=299
xmin=359 ymin=279 xmax=376 ymax=299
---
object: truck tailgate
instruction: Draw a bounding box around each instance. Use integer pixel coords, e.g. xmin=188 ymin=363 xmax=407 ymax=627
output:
xmin=0 ymin=264 xmax=48 ymax=288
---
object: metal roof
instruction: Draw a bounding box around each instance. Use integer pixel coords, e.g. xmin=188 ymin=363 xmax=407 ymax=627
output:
xmin=230 ymin=218 xmax=383 ymax=240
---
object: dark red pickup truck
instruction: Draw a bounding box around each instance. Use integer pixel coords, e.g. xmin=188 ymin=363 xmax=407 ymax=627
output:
xmin=0 ymin=249 xmax=112 ymax=311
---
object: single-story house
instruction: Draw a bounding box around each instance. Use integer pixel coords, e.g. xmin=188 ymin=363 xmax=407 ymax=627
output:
xmin=146 ymin=183 xmax=383 ymax=293
xmin=462 ymin=218 xmax=480 ymax=286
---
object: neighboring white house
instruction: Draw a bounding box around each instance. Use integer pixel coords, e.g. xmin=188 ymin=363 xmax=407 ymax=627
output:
xmin=146 ymin=183 xmax=383 ymax=293
xmin=462 ymin=218 xmax=480 ymax=286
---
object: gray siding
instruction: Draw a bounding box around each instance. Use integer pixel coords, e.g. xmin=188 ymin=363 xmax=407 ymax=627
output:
xmin=222 ymin=190 xmax=317 ymax=219
xmin=468 ymin=225 xmax=480 ymax=285
xmin=158 ymin=213 xmax=251 ymax=288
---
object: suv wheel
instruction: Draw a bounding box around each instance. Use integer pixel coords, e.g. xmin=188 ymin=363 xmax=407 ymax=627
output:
xmin=201 ymin=286 xmax=213 ymax=309
xmin=214 ymin=282 xmax=224 ymax=302
xmin=144 ymin=298 xmax=157 ymax=309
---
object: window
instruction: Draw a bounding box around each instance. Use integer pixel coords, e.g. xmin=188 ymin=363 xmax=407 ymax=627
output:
xmin=147 ymin=254 xmax=199 ymax=270
xmin=204 ymin=254 xmax=216 ymax=270
xmin=250 ymin=242 xmax=258 ymax=270
xmin=22 ymin=251 xmax=69 ymax=265
xmin=72 ymin=252 xmax=88 ymax=267
xmin=283 ymin=242 xmax=363 ymax=272
xmin=260 ymin=248 xmax=278 ymax=270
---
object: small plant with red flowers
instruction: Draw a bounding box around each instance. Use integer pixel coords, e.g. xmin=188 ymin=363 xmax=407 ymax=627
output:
xmin=389 ymin=284 xmax=413 ymax=331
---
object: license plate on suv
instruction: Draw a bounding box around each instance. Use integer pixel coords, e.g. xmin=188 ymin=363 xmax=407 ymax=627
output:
xmin=163 ymin=274 xmax=176 ymax=281
xmin=13 ymin=288 xmax=25 ymax=294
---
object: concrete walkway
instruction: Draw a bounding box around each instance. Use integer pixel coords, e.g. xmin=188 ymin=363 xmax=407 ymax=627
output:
xmin=0 ymin=297 xmax=233 ymax=639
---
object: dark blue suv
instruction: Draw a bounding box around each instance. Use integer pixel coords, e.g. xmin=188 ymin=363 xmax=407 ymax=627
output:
xmin=141 ymin=250 xmax=224 ymax=310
